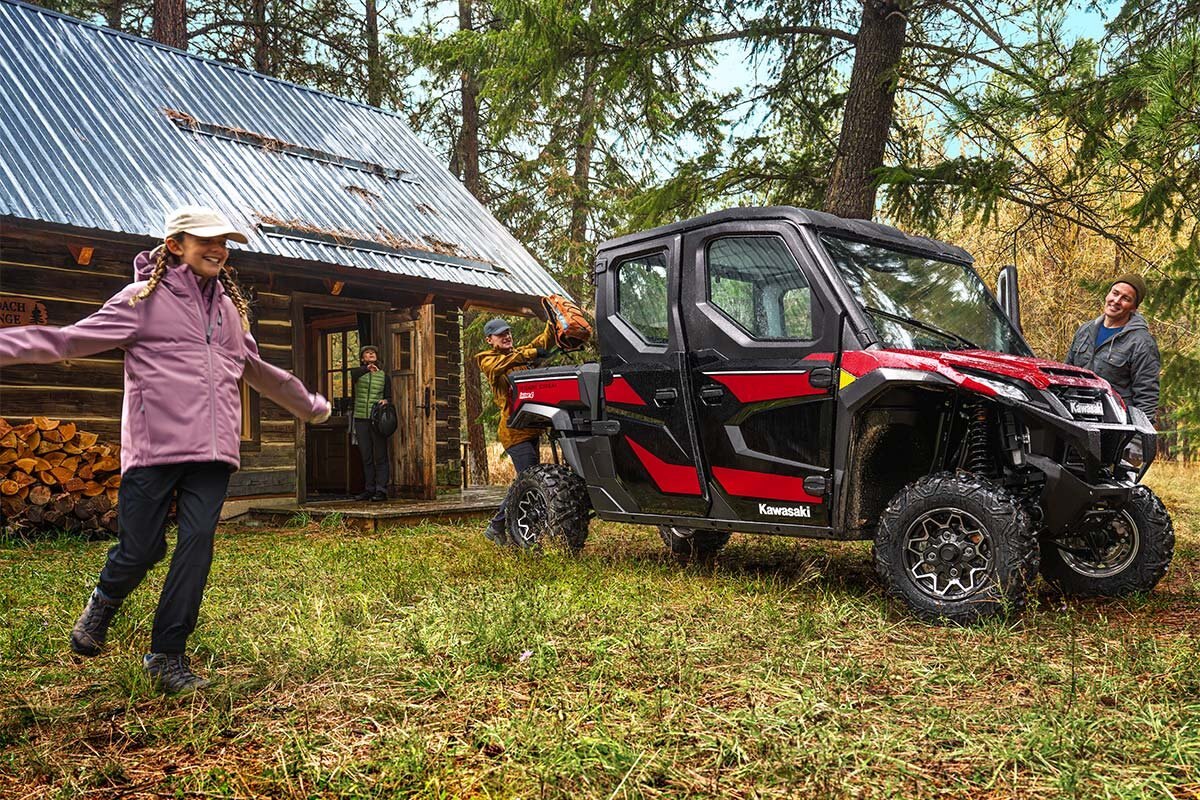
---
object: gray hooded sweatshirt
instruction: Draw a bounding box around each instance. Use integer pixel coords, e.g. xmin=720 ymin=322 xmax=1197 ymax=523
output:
xmin=1065 ymin=311 xmax=1160 ymax=423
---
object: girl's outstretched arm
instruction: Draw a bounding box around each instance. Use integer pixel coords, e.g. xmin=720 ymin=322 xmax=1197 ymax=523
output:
xmin=0 ymin=286 xmax=141 ymax=367
xmin=240 ymin=331 xmax=331 ymax=423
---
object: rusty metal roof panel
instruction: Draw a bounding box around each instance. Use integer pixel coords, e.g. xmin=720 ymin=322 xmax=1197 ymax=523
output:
xmin=0 ymin=0 xmax=566 ymax=300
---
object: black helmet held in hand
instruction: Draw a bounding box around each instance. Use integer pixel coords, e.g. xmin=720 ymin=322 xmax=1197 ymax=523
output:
xmin=370 ymin=402 xmax=397 ymax=438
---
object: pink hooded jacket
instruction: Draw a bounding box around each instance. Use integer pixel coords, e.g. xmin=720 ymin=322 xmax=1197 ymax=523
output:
xmin=0 ymin=250 xmax=330 ymax=472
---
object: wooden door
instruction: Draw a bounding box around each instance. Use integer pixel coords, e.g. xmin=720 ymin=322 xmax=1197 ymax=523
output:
xmin=389 ymin=302 xmax=437 ymax=499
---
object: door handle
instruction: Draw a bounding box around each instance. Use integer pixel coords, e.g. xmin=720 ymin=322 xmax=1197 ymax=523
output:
xmin=698 ymin=385 xmax=725 ymax=405
xmin=693 ymin=348 xmax=727 ymax=367
xmin=808 ymin=367 xmax=834 ymax=389
xmin=653 ymin=388 xmax=678 ymax=407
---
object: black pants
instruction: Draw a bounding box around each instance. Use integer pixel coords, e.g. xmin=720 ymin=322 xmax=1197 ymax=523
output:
xmin=354 ymin=418 xmax=389 ymax=494
xmin=97 ymin=461 xmax=230 ymax=654
xmin=490 ymin=439 xmax=540 ymax=529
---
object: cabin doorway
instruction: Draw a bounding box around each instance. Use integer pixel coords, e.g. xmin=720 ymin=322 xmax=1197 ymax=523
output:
xmin=292 ymin=293 xmax=436 ymax=504
xmin=303 ymin=309 xmax=369 ymax=498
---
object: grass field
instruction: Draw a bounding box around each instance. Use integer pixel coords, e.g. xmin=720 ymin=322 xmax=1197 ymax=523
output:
xmin=1 ymin=464 xmax=1197 ymax=799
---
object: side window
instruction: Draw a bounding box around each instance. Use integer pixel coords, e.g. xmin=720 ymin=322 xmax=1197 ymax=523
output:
xmin=707 ymin=236 xmax=813 ymax=339
xmin=615 ymin=252 xmax=669 ymax=344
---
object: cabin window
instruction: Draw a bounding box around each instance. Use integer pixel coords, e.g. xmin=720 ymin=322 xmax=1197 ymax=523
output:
xmin=321 ymin=327 xmax=361 ymax=404
xmin=240 ymin=380 xmax=253 ymax=441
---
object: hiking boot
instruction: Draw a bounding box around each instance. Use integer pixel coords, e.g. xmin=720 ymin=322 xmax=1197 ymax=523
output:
xmin=143 ymin=652 xmax=210 ymax=694
xmin=70 ymin=588 xmax=122 ymax=657
xmin=354 ymin=490 xmax=373 ymax=501
xmin=370 ymin=491 xmax=387 ymax=502
xmin=484 ymin=521 xmax=507 ymax=545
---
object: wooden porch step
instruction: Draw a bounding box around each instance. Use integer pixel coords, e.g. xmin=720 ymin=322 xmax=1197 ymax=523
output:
xmin=241 ymin=486 xmax=508 ymax=532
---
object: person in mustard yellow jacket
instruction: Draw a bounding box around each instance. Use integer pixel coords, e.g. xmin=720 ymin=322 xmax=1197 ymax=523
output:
xmin=476 ymin=317 xmax=554 ymax=544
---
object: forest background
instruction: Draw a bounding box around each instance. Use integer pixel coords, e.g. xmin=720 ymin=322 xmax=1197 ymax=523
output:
xmin=34 ymin=0 xmax=1200 ymax=477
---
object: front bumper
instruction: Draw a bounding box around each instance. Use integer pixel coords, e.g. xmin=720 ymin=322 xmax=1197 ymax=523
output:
xmin=1019 ymin=404 xmax=1155 ymax=534
xmin=1025 ymin=454 xmax=1133 ymax=534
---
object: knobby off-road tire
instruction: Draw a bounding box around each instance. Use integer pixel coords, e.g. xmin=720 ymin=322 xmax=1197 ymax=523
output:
xmin=505 ymin=464 xmax=591 ymax=553
xmin=874 ymin=471 xmax=1039 ymax=625
xmin=658 ymin=525 xmax=731 ymax=564
xmin=1040 ymin=485 xmax=1174 ymax=597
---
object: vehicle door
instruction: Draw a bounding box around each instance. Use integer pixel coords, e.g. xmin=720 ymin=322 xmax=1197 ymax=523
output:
xmin=596 ymin=236 xmax=709 ymax=517
xmin=680 ymin=223 xmax=840 ymax=529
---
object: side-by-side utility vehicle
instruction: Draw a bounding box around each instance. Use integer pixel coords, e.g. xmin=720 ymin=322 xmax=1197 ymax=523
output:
xmin=503 ymin=207 xmax=1173 ymax=623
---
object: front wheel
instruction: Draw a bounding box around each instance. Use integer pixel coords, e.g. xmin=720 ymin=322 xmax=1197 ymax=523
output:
xmin=874 ymin=471 xmax=1039 ymax=625
xmin=1040 ymin=485 xmax=1174 ymax=597
xmin=658 ymin=525 xmax=730 ymax=564
xmin=505 ymin=464 xmax=591 ymax=552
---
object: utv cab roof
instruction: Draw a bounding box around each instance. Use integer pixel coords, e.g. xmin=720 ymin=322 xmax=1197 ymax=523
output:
xmin=601 ymin=207 xmax=974 ymax=266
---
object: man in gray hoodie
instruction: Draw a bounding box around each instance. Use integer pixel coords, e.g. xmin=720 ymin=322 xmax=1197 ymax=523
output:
xmin=1065 ymin=273 xmax=1161 ymax=425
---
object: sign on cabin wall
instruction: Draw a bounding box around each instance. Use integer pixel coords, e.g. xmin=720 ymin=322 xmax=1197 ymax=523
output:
xmin=0 ymin=296 xmax=49 ymax=327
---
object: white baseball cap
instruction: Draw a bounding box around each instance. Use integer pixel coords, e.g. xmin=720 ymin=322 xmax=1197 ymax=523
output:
xmin=164 ymin=206 xmax=248 ymax=243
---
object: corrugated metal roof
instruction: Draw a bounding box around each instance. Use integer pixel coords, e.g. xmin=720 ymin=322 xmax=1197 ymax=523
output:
xmin=0 ymin=0 xmax=567 ymax=300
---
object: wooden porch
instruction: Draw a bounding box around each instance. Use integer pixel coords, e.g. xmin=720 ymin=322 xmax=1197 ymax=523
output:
xmin=240 ymin=486 xmax=508 ymax=532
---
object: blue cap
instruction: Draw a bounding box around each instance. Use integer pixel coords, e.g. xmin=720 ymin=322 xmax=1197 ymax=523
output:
xmin=483 ymin=318 xmax=511 ymax=336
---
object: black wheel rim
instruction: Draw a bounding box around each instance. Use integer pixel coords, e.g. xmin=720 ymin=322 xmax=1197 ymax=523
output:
xmin=1057 ymin=510 xmax=1139 ymax=578
xmin=512 ymin=488 xmax=548 ymax=548
xmin=903 ymin=508 xmax=994 ymax=600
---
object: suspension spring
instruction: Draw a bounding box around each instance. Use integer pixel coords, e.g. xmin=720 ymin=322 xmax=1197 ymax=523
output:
xmin=965 ymin=401 xmax=993 ymax=475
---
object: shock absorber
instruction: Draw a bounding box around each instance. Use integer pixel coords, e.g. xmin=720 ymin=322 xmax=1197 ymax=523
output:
xmin=965 ymin=400 xmax=993 ymax=476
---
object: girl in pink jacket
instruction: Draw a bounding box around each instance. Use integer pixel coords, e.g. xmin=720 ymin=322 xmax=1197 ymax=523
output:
xmin=0 ymin=206 xmax=330 ymax=693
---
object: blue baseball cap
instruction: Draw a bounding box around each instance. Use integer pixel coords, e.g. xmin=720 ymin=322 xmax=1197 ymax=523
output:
xmin=483 ymin=318 xmax=511 ymax=336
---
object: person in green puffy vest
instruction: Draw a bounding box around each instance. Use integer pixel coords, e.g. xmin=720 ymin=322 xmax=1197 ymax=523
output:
xmin=350 ymin=345 xmax=391 ymax=501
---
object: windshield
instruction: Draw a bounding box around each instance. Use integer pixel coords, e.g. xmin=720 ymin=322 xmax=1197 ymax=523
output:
xmin=820 ymin=235 xmax=1031 ymax=356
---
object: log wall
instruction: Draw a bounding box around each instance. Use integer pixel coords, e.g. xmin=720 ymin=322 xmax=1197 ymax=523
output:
xmin=0 ymin=226 xmax=300 ymax=499
xmin=1 ymin=225 xmax=467 ymax=501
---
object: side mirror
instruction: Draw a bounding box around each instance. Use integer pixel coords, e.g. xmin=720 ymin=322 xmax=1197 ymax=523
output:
xmin=995 ymin=264 xmax=1022 ymax=334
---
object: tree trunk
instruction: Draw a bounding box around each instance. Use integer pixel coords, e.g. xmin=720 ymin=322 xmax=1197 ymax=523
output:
xmin=566 ymin=59 xmax=597 ymax=300
xmin=462 ymin=312 xmax=490 ymax=485
xmin=455 ymin=0 xmax=489 ymax=485
xmin=104 ymin=0 xmax=124 ymax=30
xmin=823 ymin=0 xmax=907 ymax=219
xmin=151 ymin=0 xmax=187 ymax=50
xmin=252 ymin=0 xmax=270 ymax=75
xmin=455 ymin=0 xmax=482 ymax=199
xmin=365 ymin=0 xmax=384 ymax=106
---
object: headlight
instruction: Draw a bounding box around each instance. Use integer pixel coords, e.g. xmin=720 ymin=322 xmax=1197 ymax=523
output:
xmin=1105 ymin=394 xmax=1128 ymax=423
xmin=970 ymin=376 xmax=1026 ymax=401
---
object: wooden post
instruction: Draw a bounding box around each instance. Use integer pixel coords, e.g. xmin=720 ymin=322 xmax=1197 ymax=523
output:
xmin=290 ymin=293 xmax=307 ymax=503
xmin=418 ymin=300 xmax=437 ymax=499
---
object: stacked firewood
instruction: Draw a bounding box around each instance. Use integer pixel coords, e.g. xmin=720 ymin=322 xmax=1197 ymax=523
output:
xmin=0 ymin=417 xmax=121 ymax=536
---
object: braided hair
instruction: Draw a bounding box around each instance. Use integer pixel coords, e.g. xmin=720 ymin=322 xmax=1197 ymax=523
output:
xmin=128 ymin=236 xmax=252 ymax=331
xmin=219 ymin=267 xmax=252 ymax=332
xmin=128 ymin=239 xmax=173 ymax=307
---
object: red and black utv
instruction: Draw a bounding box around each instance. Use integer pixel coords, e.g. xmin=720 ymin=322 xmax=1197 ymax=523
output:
xmin=501 ymin=207 xmax=1173 ymax=623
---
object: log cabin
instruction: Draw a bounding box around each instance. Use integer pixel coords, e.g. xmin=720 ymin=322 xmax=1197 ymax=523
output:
xmin=0 ymin=0 xmax=566 ymax=513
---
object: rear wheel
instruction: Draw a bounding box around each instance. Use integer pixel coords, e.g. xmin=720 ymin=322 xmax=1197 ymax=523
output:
xmin=874 ymin=471 xmax=1039 ymax=624
xmin=505 ymin=464 xmax=591 ymax=552
xmin=658 ymin=525 xmax=730 ymax=564
xmin=1040 ymin=485 xmax=1174 ymax=597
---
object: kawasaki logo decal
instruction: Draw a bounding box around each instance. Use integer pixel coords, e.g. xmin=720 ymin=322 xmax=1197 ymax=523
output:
xmin=758 ymin=503 xmax=812 ymax=518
